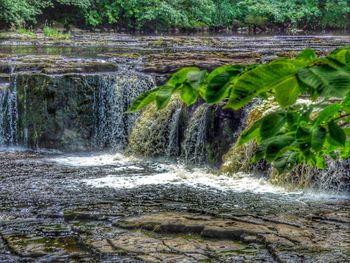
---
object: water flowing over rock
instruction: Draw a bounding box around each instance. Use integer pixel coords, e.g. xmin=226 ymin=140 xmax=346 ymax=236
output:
xmin=0 ymin=80 xmax=18 ymax=146
xmin=128 ymin=98 xmax=244 ymax=165
xmin=0 ymin=70 xmax=154 ymax=150
xmin=127 ymin=98 xmax=188 ymax=157
xmin=182 ymin=104 xmax=211 ymax=165
xmin=0 ymin=86 xmax=6 ymax=145
xmin=93 ymin=72 xmax=155 ymax=149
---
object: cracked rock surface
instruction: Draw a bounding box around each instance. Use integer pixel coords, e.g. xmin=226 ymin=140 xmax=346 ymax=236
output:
xmin=0 ymin=151 xmax=349 ymax=262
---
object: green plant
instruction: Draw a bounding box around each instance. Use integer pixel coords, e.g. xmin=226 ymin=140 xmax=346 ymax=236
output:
xmin=128 ymin=47 xmax=350 ymax=173
xmin=43 ymin=26 xmax=71 ymax=39
xmin=17 ymin=27 xmax=35 ymax=36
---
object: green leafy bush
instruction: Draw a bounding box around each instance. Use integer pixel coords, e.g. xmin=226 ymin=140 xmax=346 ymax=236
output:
xmin=43 ymin=26 xmax=71 ymax=39
xmin=0 ymin=0 xmax=348 ymax=31
xmin=128 ymin=47 xmax=350 ymax=172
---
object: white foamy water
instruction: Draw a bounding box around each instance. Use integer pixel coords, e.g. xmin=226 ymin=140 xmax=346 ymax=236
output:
xmin=48 ymin=153 xmax=349 ymax=200
xmin=48 ymin=153 xmax=138 ymax=167
xmin=84 ymin=167 xmax=289 ymax=194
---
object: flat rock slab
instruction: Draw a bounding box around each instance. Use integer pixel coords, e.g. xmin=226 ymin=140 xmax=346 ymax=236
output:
xmin=115 ymin=212 xmax=350 ymax=262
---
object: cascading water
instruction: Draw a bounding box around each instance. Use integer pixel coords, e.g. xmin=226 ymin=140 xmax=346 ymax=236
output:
xmin=0 ymin=86 xmax=6 ymax=146
xmin=127 ymin=97 xmax=186 ymax=157
xmin=93 ymin=71 xmax=155 ymax=150
xmin=182 ymin=104 xmax=211 ymax=165
xmin=0 ymin=69 xmax=154 ymax=150
xmin=0 ymin=68 xmax=19 ymax=147
xmin=7 ymin=68 xmax=18 ymax=145
xmin=166 ymin=107 xmax=185 ymax=157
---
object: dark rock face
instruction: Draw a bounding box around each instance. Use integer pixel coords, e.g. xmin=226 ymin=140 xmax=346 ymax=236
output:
xmin=15 ymin=73 xmax=97 ymax=150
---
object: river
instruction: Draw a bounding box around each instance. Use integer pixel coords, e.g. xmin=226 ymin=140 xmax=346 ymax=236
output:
xmin=0 ymin=34 xmax=349 ymax=262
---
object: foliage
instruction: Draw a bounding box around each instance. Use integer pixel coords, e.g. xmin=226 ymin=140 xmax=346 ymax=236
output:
xmin=0 ymin=0 xmax=349 ymax=31
xmin=128 ymin=47 xmax=350 ymax=173
xmin=17 ymin=27 xmax=35 ymax=36
xmin=42 ymin=26 xmax=71 ymax=39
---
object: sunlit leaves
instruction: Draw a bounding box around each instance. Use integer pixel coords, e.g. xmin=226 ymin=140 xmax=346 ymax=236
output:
xmin=297 ymin=64 xmax=350 ymax=98
xmin=274 ymin=76 xmax=300 ymax=107
xmin=156 ymin=85 xmax=176 ymax=109
xmin=127 ymin=87 xmax=160 ymax=113
xmin=228 ymin=61 xmax=300 ymax=109
xmin=296 ymin=48 xmax=317 ymax=63
xmin=203 ymin=65 xmax=244 ymax=104
xmin=167 ymin=67 xmax=201 ymax=88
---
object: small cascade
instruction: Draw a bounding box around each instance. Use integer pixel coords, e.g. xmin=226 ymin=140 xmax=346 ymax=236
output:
xmin=0 ymin=68 xmax=19 ymax=147
xmin=94 ymin=71 xmax=155 ymax=150
xmin=166 ymin=107 xmax=184 ymax=157
xmin=182 ymin=104 xmax=211 ymax=165
xmin=7 ymin=67 xmax=18 ymax=145
xmin=319 ymin=159 xmax=350 ymax=193
xmin=0 ymin=86 xmax=6 ymax=146
xmin=6 ymin=74 xmax=18 ymax=145
xmin=127 ymin=97 xmax=186 ymax=157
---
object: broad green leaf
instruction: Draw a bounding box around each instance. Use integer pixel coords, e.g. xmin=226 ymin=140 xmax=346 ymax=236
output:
xmin=311 ymin=126 xmax=327 ymax=151
xmin=260 ymin=112 xmax=286 ymax=140
xmin=313 ymin=103 xmax=341 ymax=126
xmin=342 ymin=91 xmax=350 ymax=107
xmin=296 ymin=126 xmax=312 ymax=152
xmin=203 ymin=65 xmax=244 ymax=104
xmin=167 ymin=67 xmax=201 ymax=88
xmin=296 ymin=48 xmax=317 ymax=63
xmin=238 ymin=119 xmax=263 ymax=145
xmin=274 ymin=76 xmax=300 ymax=107
xmin=180 ymin=83 xmax=199 ymax=106
xmin=227 ymin=61 xmax=300 ymax=110
xmin=298 ymin=64 xmax=350 ymax=98
xmin=315 ymin=155 xmax=326 ymax=170
xmin=273 ymin=151 xmax=299 ymax=173
xmin=156 ymin=85 xmax=176 ymax=109
xmin=186 ymin=70 xmax=207 ymax=90
xmin=265 ymin=135 xmax=295 ymax=161
xmin=340 ymin=142 xmax=350 ymax=159
xmin=328 ymin=49 xmax=350 ymax=65
xmin=328 ymin=121 xmax=346 ymax=146
xmin=127 ymin=87 xmax=159 ymax=113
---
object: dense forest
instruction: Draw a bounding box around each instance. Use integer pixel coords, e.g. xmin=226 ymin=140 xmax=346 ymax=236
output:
xmin=0 ymin=0 xmax=349 ymax=32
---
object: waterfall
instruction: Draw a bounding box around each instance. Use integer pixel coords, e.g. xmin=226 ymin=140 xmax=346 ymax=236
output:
xmin=94 ymin=71 xmax=155 ymax=150
xmin=0 ymin=71 xmax=18 ymax=147
xmin=127 ymin=97 xmax=186 ymax=157
xmin=182 ymin=104 xmax=211 ymax=165
xmin=0 ymin=68 xmax=154 ymax=151
xmin=0 ymin=86 xmax=6 ymax=146
xmin=7 ymin=68 xmax=18 ymax=145
xmin=166 ymin=107 xmax=184 ymax=157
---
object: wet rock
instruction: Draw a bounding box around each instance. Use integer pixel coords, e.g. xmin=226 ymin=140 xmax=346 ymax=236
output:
xmin=0 ymin=152 xmax=349 ymax=262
